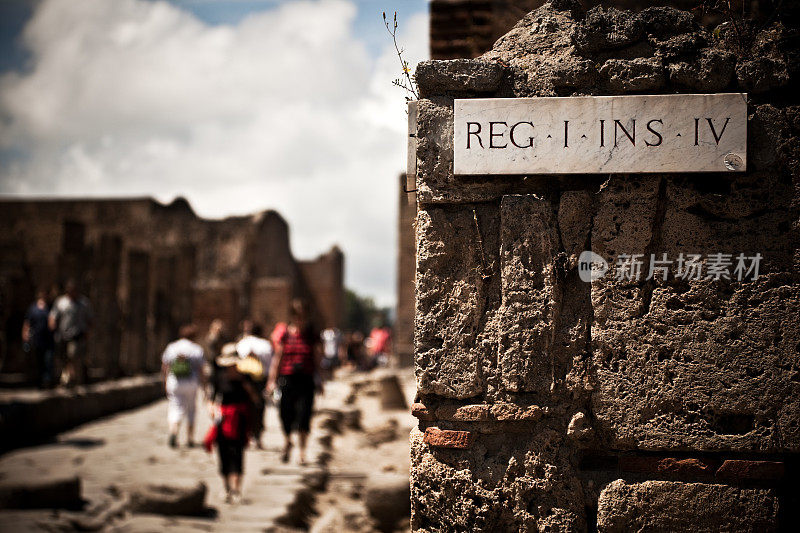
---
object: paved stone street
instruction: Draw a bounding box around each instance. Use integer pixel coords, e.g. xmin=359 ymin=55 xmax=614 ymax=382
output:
xmin=0 ymin=383 xmax=339 ymax=532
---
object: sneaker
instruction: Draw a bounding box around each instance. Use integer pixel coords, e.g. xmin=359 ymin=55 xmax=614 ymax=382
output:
xmin=169 ymin=434 xmax=177 ymax=449
xmin=229 ymin=491 xmax=241 ymax=505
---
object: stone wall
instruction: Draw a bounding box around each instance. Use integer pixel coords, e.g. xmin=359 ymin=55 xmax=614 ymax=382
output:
xmin=428 ymin=1 xmax=787 ymax=60
xmin=298 ymin=247 xmax=345 ymax=330
xmin=430 ymin=0 xmax=545 ymax=60
xmin=396 ymin=174 xmax=417 ymax=367
xmin=410 ymin=2 xmax=799 ymax=530
xmin=0 ymin=197 xmax=344 ymax=382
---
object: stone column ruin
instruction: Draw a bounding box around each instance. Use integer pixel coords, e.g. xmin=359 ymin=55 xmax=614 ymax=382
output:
xmin=409 ymin=2 xmax=798 ymax=530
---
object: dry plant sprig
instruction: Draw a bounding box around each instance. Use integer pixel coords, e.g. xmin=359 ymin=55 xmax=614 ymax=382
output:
xmin=383 ymin=11 xmax=419 ymax=101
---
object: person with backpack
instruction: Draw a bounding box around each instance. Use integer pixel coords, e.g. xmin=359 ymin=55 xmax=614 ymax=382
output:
xmin=267 ymin=299 xmax=322 ymax=465
xmin=161 ymin=324 xmax=206 ymax=448
xmin=235 ymin=321 xmax=272 ymax=449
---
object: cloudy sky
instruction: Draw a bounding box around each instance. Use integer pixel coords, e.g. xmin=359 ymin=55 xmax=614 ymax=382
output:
xmin=0 ymin=0 xmax=428 ymax=307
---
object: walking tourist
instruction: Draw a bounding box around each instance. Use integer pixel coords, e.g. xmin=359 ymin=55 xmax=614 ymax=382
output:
xmin=345 ymin=331 xmax=366 ymax=370
xmin=203 ymin=318 xmax=230 ymax=362
xmin=267 ymin=299 xmax=322 ymax=465
xmin=22 ymin=289 xmax=55 ymax=388
xmin=204 ymin=343 xmax=259 ymax=504
xmin=367 ymin=321 xmax=392 ymax=367
xmin=161 ymin=324 xmax=205 ymax=448
xmin=320 ymin=326 xmax=343 ymax=380
xmin=236 ymin=321 xmax=272 ymax=449
xmin=48 ymin=280 xmax=93 ymax=387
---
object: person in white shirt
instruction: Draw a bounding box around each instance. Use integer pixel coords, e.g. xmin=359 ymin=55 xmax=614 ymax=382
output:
xmin=235 ymin=321 xmax=273 ymax=449
xmin=320 ymin=327 xmax=343 ymax=380
xmin=161 ymin=324 xmax=206 ymax=448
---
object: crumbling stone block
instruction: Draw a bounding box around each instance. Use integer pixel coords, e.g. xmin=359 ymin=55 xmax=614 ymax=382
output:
xmin=489 ymin=403 xmax=543 ymax=421
xmin=639 ymin=6 xmax=698 ymax=37
xmin=668 ymin=48 xmax=735 ymax=91
xmin=600 ymin=56 xmax=665 ymax=93
xmin=127 ymin=480 xmax=207 ymax=516
xmin=571 ymin=7 xmax=643 ymax=54
xmin=415 ymin=204 xmax=499 ymax=399
xmin=737 ymin=57 xmax=790 ymax=94
xmin=364 ymin=474 xmax=411 ymax=529
xmin=0 ymin=475 xmax=82 ymax=510
xmin=415 ymin=59 xmax=505 ymax=97
xmin=597 ymin=480 xmax=779 ymax=532
xmin=498 ymin=195 xmax=558 ymax=394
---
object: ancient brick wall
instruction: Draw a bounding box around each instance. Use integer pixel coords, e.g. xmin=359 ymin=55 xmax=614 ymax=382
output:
xmin=410 ymin=2 xmax=798 ymax=530
xmin=0 ymin=197 xmax=344 ymax=382
xmin=298 ymin=247 xmax=344 ymax=329
xmin=428 ymin=1 xmax=787 ymax=60
xmin=430 ymin=0 xmax=545 ymax=60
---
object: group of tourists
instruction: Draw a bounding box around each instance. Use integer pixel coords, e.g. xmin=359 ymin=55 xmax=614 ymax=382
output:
xmin=320 ymin=326 xmax=393 ymax=374
xmin=160 ymin=299 xmax=324 ymax=504
xmin=21 ymin=280 xmax=93 ymax=388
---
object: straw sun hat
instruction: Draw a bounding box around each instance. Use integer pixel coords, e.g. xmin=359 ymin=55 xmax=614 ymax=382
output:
xmin=216 ymin=343 xmax=239 ymax=367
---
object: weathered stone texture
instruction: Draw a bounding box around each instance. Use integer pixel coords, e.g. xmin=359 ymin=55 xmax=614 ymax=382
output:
xmin=416 ymin=59 xmax=505 ymax=98
xmin=600 ymin=56 xmax=665 ymax=93
xmin=411 ymin=427 xmax=586 ymax=532
xmin=412 ymin=1 xmax=799 ymax=530
xmin=498 ymin=195 xmax=558 ymax=395
xmin=597 ymin=480 xmax=779 ymax=532
xmin=415 ymin=204 xmax=500 ymax=399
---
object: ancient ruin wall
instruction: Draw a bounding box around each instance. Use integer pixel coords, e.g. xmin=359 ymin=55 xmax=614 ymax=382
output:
xmin=410 ymin=2 xmax=799 ymax=530
xmin=0 ymin=198 xmax=344 ymax=381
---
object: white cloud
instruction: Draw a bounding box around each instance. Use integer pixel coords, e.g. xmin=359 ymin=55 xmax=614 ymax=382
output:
xmin=0 ymin=0 xmax=428 ymax=306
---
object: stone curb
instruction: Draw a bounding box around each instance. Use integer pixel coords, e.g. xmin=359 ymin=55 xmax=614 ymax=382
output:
xmin=0 ymin=375 xmax=163 ymax=451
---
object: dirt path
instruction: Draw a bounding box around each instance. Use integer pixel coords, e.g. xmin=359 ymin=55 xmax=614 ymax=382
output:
xmin=0 ymin=384 xmax=337 ymax=531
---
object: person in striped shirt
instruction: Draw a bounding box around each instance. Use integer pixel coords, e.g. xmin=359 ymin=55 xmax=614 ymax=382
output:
xmin=267 ymin=299 xmax=322 ymax=465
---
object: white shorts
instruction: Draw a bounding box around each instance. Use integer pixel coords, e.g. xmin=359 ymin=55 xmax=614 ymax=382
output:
xmin=166 ymin=374 xmax=198 ymax=426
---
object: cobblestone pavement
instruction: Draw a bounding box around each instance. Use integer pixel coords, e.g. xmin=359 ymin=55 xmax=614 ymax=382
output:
xmin=0 ymin=382 xmax=343 ymax=532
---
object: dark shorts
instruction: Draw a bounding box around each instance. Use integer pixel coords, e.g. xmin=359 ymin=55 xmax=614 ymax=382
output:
xmin=217 ymin=437 xmax=244 ymax=476
xmin=279 ymin=374 xmax=315 ymax=434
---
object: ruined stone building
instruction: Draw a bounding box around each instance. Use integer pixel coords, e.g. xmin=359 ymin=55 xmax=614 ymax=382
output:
xmin=409 ymin=1 xmax=798 ymax=530
xmin=0 ymin=197 xmax=343 ymax=382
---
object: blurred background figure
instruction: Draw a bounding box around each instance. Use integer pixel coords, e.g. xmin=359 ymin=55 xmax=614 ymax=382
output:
xmin=235 ymin=320 xmax=272 ymax=449
xmin=367 ymin=319 xmax=392 ymax=368
xmin=48 ymin=280 xmax=93 ymax=387
xmin=21 ymin=289 xmax=55 ymax=389
xmin=345 ymin=331 xmax=366 ymax=370
xmin=268 ymin=299 xmax=321 ymax=465
xmin=205 ymin=344 xmax=259 ymax=505
xmin=320 ymin=326 xmax=343 ymax=380
xmin=204 ymin=319 xmax=231 ymax=363
xmin=161 ymin=324 xmax=205 ymax=449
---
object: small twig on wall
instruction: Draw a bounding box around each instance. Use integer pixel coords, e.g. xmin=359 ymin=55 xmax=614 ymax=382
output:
xmin=383 ymin=11 xmax=419 ymax=101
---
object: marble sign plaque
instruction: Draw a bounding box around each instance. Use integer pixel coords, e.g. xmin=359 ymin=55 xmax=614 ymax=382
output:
xmin=453 ymin=94 xmax=747 ymax=174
